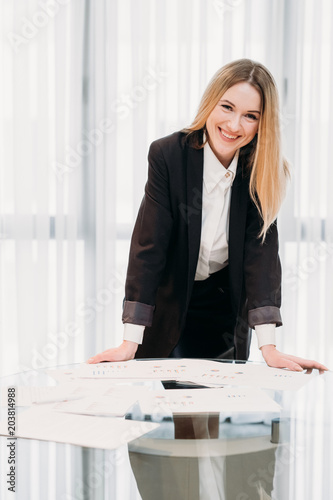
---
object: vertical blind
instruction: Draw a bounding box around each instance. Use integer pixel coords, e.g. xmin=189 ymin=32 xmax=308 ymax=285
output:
xmin=0 ymin=0 xmax=332 ymax=365
xmin=1 ymin=0 xmax=302 ymax=377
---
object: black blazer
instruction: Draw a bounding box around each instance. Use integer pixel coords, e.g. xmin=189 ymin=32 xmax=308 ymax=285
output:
xmin=122 ymin=131 xmax=282 ymax=360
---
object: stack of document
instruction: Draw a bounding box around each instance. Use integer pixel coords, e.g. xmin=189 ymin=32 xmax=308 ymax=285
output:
xmin=71 ymin=358 xmax=317 ymax=391
xmin=0 ymin=359 xmax=318 ymax=449
xmin=0 ymin=379 xmax=158 ymax=449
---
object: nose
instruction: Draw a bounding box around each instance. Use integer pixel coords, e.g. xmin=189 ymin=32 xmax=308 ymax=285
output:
xmin=227 ymin=114 xmax=241 ymax=132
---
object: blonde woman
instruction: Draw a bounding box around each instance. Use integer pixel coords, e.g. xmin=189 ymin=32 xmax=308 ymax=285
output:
xmin=88 ymin=59 xmax=327 ymax=371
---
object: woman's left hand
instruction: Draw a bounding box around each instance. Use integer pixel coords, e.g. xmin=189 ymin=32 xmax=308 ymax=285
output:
xmin=261 ymin=345 xmax=329 ymax=374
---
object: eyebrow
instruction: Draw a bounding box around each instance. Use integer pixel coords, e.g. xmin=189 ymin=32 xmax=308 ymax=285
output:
xmin=220 ymin=99 xmax=261 ymax=114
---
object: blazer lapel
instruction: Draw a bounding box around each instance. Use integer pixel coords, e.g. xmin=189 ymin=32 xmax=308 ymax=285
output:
xmin=186 ymin=144 xmax=204 ymax=291
xmin=229 ymin=153 xmax=249 ymax=311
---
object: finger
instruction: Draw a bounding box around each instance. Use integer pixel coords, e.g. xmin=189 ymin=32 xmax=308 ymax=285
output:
xmin=312 ymin=363 xmax=329 ymax=371
xmin=279 ymin=355 xmax=329 ymax=371
xmin=86 ymin=352 xmax=108 ymax=364
xmin=299 ymin=359 xmax=327 ymax=370
xmin=280 ymin=358 xmax=328 ymax=372
xmin=316 ymin=363 xmax=329 ymax=371
xmin=283 ymin=362 xmax=303 ymax=372
xmin=268 ymin=358 xmax=303 ymax=371
xmin=300 ymin=361 xmax=329 ymax=371
xmin=86 ymin=356 xmax=99 ymax=364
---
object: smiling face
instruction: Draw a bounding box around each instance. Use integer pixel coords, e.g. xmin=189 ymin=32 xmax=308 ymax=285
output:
xmin=205 ymin=82 xmax=261 ymax=167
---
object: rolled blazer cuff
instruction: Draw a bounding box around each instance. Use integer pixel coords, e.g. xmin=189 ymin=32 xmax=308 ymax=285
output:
xmin=122 ymin=300 xmax=155 ymax=326
xmin=248 ymin=306 xmax=282 ymax=329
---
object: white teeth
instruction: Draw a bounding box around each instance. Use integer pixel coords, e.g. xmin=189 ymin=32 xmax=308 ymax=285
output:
xmin=221 ymin=130 xmax=237 ymax=139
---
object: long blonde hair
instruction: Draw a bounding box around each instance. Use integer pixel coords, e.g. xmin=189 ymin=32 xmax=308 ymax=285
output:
xmin=183 ymin=58 xmax=290 ymax=241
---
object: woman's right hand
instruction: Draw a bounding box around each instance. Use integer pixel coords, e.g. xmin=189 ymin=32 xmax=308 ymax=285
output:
xmin=86 ymin=340 xmax=139 ymax=364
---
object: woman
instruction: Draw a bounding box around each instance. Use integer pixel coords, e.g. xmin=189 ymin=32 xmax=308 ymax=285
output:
xmin=88 ymin=59 xmax=327 ymax=372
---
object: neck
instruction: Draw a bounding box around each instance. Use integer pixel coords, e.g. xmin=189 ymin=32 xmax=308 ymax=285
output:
xmin=208 ymin=141 xmax=235 ymax=168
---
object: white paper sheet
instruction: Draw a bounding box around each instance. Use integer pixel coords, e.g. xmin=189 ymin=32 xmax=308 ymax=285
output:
xmin=45 ymin=360 xmax=317 ymax=391
xmin=0 ymin=406 xmax=159 ymax=450
xmin=74 ymin=359 xmax=202 ymax=380
xmin=51 ymin=386 xmax=148 ymax=417
xmin=44 ymin=368 xmax=79 ymax=383
xmin=185 ymin=361 xmax=318 ymax=391
xmin=1 ymin=385 xmax=82 ymax=407
xmin=0 ymin=380 xmax=127 ymax=407
xmin=138 ymin=387 xmax=281 ymax=415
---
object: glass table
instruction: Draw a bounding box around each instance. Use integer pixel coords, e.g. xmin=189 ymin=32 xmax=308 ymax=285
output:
xmin=0 ymin=361 xmax=332 ymax=500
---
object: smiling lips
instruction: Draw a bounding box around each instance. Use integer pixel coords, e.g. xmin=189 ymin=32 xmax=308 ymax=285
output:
xmin=218 ymin=127 xmax=239 ymax=141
